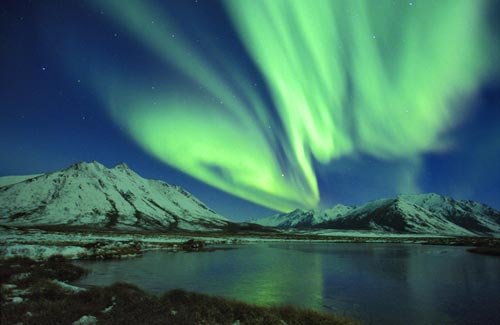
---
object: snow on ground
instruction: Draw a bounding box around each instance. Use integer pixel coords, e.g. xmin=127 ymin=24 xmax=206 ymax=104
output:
xmin=2 ymin=244 xmax=88 ymax=260
xmin=2 ymin=225 xmax=492 ymax=261
xmin=298 ymin=229 xmax=449 ymax=238
xmin=0 ymin=226 xmax=238 ymax=260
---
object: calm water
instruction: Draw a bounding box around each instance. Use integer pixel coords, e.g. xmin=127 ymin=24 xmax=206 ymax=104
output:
xmin=74 ymin=243 xmax=500 ymax=324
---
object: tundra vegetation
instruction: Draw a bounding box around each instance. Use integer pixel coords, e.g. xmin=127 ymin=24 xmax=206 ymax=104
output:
xmin=1 ymin=256 xmax=358 ymax=325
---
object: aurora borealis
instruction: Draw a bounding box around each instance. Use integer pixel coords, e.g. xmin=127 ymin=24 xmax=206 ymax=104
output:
xmin=1 ymin=0 xmax=499 ymax=218
xmin=93 ymin=0 xmax=497 ymax=211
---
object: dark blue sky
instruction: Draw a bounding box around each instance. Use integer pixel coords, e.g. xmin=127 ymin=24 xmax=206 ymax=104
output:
xmin=1 ymin=0 xmax=499 ymax=220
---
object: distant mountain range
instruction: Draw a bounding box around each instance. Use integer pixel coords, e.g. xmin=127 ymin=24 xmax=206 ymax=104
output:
xmin=0 ymin=161 xmax=228 ymax=231
xmin=2 ymin=161 xmax=499 ymax=236
xmin=250 ymin=194 xmax=500 ymax=236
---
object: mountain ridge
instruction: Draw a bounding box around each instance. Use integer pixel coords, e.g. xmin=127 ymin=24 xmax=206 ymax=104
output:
xmin=250 ymin=193 xmax=500 ymax=236
xmin=3 ymin=162 xmax=499 ymax=236
xmin=0 ymin=161 xmax=228 ymax=231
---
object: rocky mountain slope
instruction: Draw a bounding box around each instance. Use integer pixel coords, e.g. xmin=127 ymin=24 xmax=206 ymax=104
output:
xmin=251 ymin=194 xmax=500 ymax=236
xmin=0 ymin=161 xmax=228 ymax=231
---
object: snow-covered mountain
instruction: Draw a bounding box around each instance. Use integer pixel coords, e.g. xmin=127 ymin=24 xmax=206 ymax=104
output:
xmin=0 ymin=161 xmax=228 ymax=231
xmin=251 ymin=194 xmax=500 ymax=236
xmin=0 ymin=174 xmax=43 ymax=188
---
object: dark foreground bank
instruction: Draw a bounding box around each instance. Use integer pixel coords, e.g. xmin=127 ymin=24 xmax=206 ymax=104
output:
xmin=0 ymin=256 xmax=358 ymax=325
xmin=467 ymin=247 xmax=500 ymax=256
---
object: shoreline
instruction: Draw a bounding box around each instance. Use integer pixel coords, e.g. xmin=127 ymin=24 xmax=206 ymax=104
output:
xmin=1 ymin=256 xmax=358 ymax=325
xmin=2 ymin=225 xmax=499 ymax=261
xmin=2 ymin=227 xmax=499 ymax=323
xmin=2 ymin=225 xmax=500 ymax=260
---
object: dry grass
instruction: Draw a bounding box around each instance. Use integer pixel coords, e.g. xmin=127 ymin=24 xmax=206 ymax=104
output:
xmin=0 ymin=255 xmax=87 ymax=288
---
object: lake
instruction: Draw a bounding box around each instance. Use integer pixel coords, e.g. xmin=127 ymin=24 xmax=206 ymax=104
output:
xmin=74 ymin=243 xmax=500 ymax=324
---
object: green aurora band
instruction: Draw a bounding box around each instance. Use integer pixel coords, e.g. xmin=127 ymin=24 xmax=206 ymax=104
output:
xmin=94 ymin=0 xmax=497 ymax=212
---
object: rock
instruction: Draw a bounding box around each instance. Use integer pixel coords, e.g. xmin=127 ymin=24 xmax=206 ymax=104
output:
xmin=52 ymin=280 xmax=86 ymax=292
xmin=12 ymin=272 xmax=30 ymax=281
xmin=72 ymin=315 xmax=97 ymax=325
xmin=11 ymin=289 xmax=29 ymax=296
xmin=101 ymin=305 xmax=114 ymax=313
xmin=2 ymin=284 xmax=17 ymax=290
xmin=181 ymin=239 xmax=205 ymax=251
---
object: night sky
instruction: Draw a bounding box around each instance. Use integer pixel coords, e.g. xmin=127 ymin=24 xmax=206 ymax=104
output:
xmin=1 ymin=0 xmax=499 ymax=220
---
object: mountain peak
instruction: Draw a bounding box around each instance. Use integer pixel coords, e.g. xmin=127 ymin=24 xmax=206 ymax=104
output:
xmin=68 ymin=160 xmax=105 ymax=171
xmin=0 ymin=161 xmax=228 ymax=231
xmin=252 ymin=193 xmax=500 ymax=236
xmin=113 ymin=162 xmax=130 ymax=170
